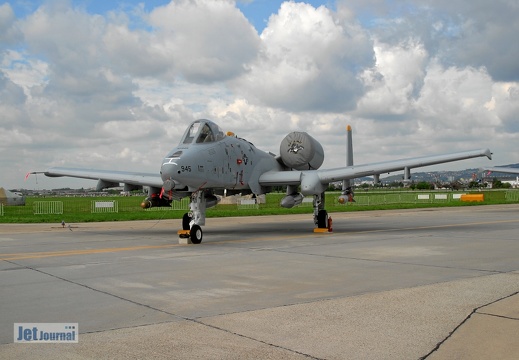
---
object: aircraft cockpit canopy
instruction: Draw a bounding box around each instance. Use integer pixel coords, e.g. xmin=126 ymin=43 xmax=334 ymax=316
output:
xmin=180 ymin=120 xmax=226 ymax=145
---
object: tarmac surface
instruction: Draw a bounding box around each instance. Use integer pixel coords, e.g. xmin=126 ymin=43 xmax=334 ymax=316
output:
xmin=0 ymin=204 xmax=518 ymax=359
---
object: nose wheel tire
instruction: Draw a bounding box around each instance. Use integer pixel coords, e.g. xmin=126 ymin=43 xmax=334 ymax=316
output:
xmin=190 ymin=224 xmax=203 ymax=244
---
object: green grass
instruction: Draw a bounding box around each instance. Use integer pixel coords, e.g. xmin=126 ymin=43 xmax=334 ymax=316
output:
xmin=1 ymin=190 xmax=517 ymax=224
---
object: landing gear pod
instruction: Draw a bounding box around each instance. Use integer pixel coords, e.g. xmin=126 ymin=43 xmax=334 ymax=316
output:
xmin=280 ymin=132 xmax=324 ymax=170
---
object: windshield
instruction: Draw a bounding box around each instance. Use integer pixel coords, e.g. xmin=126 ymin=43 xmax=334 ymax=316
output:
xmin=180 ymin=120 xmax=226 ymax=145
xmin=182 ymin=122 xmax=201 ymax=144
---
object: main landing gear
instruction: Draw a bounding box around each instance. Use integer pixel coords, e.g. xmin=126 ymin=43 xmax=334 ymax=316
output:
xmin=313 ymin=192 xmax=331 ymax=233
xmin=177 ymin=190 xmax=331 ymax=243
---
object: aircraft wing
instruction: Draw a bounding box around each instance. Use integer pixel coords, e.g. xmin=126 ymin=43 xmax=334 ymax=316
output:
xmin=484 ymin=167 xmax=519 ymax=175
xmin=41 ymin=167 xmax=163 ymax=190
xmin=259 ymin=148 xmax=492 ymax=189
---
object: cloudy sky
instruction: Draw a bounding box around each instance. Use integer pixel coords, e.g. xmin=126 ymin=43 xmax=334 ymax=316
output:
xmin=1 ymin=0 xmax=518 ymax=190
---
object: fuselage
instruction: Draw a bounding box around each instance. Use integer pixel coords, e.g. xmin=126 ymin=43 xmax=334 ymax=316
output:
xmin=160 ymin=119 xmax=281 ymax=194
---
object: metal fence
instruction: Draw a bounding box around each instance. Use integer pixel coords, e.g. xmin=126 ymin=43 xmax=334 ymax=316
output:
xmin=145 ymin=198 xmax=190 ymax=211
xmin=338 ymin=192 xmax=463 ymax=206
xmin=3 ymin=190 xmax=519 ymax=219
xmin=506 ymin=191 xmax=519 ymax=202
xmin=91 ymin=200 xmax=119 ymax=213
xmin=300 ymin=197 xmax=314 ymax=207
xmin=237 ymin=199 xmax=259 ymax=210
xmin=33 ymin=201 xmax=64 ymax=215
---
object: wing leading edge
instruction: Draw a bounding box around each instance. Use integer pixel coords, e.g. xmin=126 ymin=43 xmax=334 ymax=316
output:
xmin=484 ymin=167 xmax=519 ymax=175
xmin=259 ymin=148 xmax=492 ymax=192
xmin=42 ymin=167 xmax=163 ymax=190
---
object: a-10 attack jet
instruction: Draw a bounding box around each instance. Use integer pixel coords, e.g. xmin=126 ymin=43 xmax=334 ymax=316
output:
xmin=33 ymin=119 xmax=492 ymax=243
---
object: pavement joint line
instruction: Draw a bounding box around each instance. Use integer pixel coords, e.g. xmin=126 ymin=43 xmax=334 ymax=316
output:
xmin=4 ymin=259 xmax=186 ymax=319
xmin=191 ymin=319 xmax=323 ymax=360
xmin=475 ymin=312 xmax=519 ymax=321
xmin=3 ymin=259 xmax=324 ymax=359
xmin=270 ymin=248 xmax=507 ymax=274
xmin=420 ymin=290 xmax=519 ymax=359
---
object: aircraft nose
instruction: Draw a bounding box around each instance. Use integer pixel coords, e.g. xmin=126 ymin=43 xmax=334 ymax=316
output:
xmin=162 ymin=158 xmax=182 ymax=182
xmin=161 ymin=161 xmax=178 ymax=182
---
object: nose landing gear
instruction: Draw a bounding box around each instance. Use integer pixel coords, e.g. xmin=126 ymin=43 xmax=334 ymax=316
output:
xmin=177 ymin=213 xmax=203 ymax=244
xmin=177 ymin=191 xmax=206 ymax=244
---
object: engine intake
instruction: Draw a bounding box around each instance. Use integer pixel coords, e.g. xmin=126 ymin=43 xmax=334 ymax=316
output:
xmin=280 ymin=132 xmax=324 ymax=170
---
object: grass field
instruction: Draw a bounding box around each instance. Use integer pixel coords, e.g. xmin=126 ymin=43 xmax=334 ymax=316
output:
xmin=1 ymin=190 xmax=518 ymax=224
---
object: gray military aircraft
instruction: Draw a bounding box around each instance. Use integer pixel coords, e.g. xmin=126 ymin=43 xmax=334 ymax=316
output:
xmin=33 ymin=119 xmax=492 ymax=243
xmin=0 ymin=188 xmax=26 ymax=206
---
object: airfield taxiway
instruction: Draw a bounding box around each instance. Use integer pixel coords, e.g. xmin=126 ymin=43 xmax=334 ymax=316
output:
xmin=1 ymin=205 xmax=518 ymax=359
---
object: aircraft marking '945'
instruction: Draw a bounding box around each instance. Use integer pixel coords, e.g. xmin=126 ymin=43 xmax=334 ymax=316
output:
xmin=31 ymin=119 xmax=492 ymax=244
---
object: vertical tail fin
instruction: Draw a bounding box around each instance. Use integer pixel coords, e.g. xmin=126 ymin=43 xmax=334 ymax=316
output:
xmin=342 ymin=125 xmax=353 ymax=191
xmin=339 ymin=125 xmax=355 ymax=203
xmin=346 ymin=125 xmax=353 ymax=167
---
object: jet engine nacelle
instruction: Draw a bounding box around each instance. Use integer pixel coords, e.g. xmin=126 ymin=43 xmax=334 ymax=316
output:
xmin=280 ymin=132 xmax=324 ymax=170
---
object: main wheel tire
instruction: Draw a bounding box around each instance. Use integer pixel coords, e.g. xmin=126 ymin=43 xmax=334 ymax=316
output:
xmin=317 ymin=210 xmax=328 ymax=228
xmin=182 ymin=213 xmax=191 ymax=230
xmin=190 ymin=224 xmax=203 ymax=244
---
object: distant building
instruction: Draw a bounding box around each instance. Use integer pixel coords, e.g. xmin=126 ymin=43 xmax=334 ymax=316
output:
xmin=501 ymin=177 xmax=519 ymax=188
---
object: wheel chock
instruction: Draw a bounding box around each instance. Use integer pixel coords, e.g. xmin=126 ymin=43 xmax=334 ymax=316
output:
xmin=177 ymin=230 xmax=192 ymax=244
xmin=177 ymin=229 xmax=190 ymax=238
xmin=313 ymin=228 xmax=330 ymax=233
